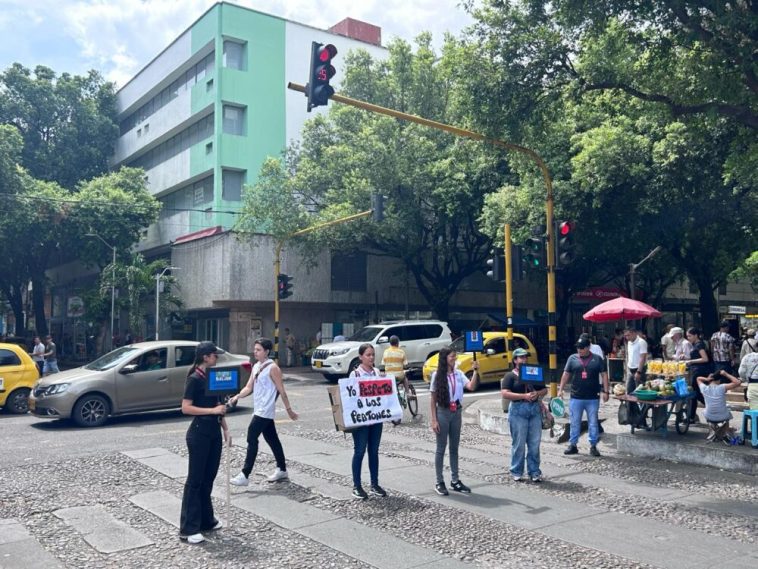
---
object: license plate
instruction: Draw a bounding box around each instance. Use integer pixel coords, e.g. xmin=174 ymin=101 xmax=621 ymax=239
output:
xmin=28 ymin=398 xmax=35 ymax=412
xmin=315 ymin=361 xmax=322 ymax=368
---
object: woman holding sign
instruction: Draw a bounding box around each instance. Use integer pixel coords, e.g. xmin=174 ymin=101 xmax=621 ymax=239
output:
xmin=179 ymin=341 xmax=228 ymax=544
xmin=501 ymin=347 xmax=547 ymax=482
xmin=430 ymin=347 xmax=479 ymax=496
xmin=348 ymin=343 xmax=388 ymax=500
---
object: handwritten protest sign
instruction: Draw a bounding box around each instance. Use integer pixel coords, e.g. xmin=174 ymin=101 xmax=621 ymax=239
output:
xmin=335 ymin=375 xmax=402 ymax=428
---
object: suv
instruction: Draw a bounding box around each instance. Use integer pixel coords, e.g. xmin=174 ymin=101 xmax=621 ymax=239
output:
xmin=311 ymin=320 xmax=452 ymax=382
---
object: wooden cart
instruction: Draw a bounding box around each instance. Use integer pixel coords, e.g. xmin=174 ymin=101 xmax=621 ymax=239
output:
xmin=615 ymin=392 xmax=695 ymax=436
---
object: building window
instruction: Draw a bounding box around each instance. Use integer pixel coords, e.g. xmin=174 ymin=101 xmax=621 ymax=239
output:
xmin=222 ymin=169 xmax=245 ymax=201
xmin=222 ymin=105 xmax=245 ymax=135
xmin=127 ymin=114 xmax=214 ymax=171
xmin=205 ymin=142 xmax=213 ymax=154
xmin=331 ymin=253 xmax=367 ymax=292
xmin=223 ymin=40 xmax=246 ymax=70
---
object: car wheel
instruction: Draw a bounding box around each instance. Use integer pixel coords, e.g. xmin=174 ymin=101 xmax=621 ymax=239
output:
xmin=72 ymin=394 xmax=110 ymax=428
xmin=5 ymin=388 xmax=30 ymax=414
xmin=323 ymin=373 xmax=340 ymax=384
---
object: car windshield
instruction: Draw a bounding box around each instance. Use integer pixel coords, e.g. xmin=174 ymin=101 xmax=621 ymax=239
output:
xmin=349 ymin=327 xmax=383 ymax=342
xmin=84 ymin=347 xmax=140 ymax=371
xmin=450 ymin=336 xmax=466 ymax=352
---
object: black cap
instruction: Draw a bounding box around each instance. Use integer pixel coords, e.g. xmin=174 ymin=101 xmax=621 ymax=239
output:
xmin=720 ymin=320 xmax=730 ymax=328
xmin=576 ymin=337 xmax=591 ymax=349
xmin=196 ymin=341 xmax=222 ymax=358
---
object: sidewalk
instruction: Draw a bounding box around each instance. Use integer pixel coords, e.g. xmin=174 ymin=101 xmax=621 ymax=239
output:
xmin=473 ymin=398 xmax=758 ymax=475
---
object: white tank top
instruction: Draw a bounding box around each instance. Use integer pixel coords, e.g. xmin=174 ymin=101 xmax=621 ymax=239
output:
xmin=253 ymin=360 xmax=278 ymax=419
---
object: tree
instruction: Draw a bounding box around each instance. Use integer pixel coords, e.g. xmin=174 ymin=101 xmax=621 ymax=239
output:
xmin=236 ymin=36 xmax=510 ymax=320
xmin=466 ymin=1 xmax=757 ymax=333
xmin=0 ymin=63 xmax=119 ymax=189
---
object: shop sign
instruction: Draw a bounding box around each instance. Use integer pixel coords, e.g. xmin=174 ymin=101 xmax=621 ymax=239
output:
xmin=727 ymin=305 xmax=746 ymax=315
xmin=575 ymin=287 xmax=626 ymax=300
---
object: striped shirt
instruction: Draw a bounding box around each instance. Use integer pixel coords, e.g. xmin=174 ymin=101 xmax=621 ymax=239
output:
xmin=381 ymin=347 xmax=407 ymax=381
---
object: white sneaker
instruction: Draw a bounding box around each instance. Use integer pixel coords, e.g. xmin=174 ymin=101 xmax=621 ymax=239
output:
xmin=230 ymin=472 xmax=249 ymax=486
xmin=267 ymin=468 xmax=289 ymax=482
xmin=184 ymin=533 xmax=204 ymax=544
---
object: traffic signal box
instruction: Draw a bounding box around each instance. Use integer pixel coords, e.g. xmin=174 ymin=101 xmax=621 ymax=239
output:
xmin=486 ymin=248 xmax=505 ymax=281
xmin=306 ymin=42 xmax=338 ymax=112
xmin=555 ymin=220 xmax=575 ymax=266
xmin=523 ymin=236 xmax=546 ymax=270
xmin=277 ymin=273 xmax=294 ymax=299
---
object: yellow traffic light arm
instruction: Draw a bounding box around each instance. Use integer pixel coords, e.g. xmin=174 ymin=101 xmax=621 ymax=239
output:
xmin=287 ymin=82 xmax=559 ymax=395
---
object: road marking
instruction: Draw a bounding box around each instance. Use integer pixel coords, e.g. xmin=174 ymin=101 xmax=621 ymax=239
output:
xmin=54 ymin=506 xmax=153 ymax=553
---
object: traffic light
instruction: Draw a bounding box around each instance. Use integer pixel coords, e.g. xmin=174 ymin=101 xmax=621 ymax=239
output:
xmin=486 ymin=248 xmax=505 ymax=281
xmin=371 ymin=193 xmax=384 ymax=222
xmin=555 ymin=220 xmax=575 ymax=266
xmin=306 ymin=41 xmax=338 ymax=112
xmin=277 ymin=273 xmax=293 ymax=299
xmin=523 ymin=236 xmax=546 ymax=270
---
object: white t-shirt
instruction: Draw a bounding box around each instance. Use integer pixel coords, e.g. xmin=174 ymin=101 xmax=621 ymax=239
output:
xmin=252 ymin=360 xmax=278 ymax=419
xmin=349 ymin=365 xmax=381 ymax=379
xmin=31 ymin=342 xmax=45 ymax=363
xmin=626 ymin=336 xmax=648 ymax=369
xmin=430 ymin=369 xmax=468 ymax=404
xmin=590 ymin=343 xmax=604 ymax=358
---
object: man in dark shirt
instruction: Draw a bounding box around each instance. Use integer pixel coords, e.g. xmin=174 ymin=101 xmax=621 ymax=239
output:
xmin=559 ymin=337 xmax=609 ymax=457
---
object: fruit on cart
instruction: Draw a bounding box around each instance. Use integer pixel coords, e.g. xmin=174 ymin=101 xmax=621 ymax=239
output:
xmin=613 ymin=384 xmax=626 ymax=396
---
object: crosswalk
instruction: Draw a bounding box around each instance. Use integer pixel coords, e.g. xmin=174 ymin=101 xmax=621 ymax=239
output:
xmin=2 ymin=433 xmax=757 ymax=569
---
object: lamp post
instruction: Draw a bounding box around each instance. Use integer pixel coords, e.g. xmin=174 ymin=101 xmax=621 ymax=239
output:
xmin=86 ymin=233 xmax=116 ymax=352
xmin=155 ymin=266 xmax=179 ymax=340
xmin=629 ymin=246 xmax=663 ymax=300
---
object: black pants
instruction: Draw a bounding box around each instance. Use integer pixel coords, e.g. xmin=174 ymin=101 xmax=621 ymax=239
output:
xmin=242 ymin=415 xmax=286 ymax=477
xmin=688 ymin=375 xmax=706 ymax=421
xmin=180 ymin=420 xmax=221 ymax=535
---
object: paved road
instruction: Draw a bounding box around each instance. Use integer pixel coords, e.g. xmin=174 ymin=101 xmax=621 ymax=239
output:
xmin=1 ymin=370 xmax=756 ymax=569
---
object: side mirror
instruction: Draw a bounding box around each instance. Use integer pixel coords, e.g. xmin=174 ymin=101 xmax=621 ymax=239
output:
xmin=121 ymin=364 xmax=139 ymax=374
xmin=486 ymin=348 xmax=495 ymax=356
xmin=377 ymin=336 xmax=389 ymax=345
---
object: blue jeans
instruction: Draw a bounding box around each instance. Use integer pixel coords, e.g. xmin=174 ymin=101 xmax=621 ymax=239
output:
xmin=43 ymin=360 xmax=60 ymax=375
xmin=508 ymin=401 xmax=542 ymax=477
xmin=351 ymin=422 xmax=383 ymax=488
xmin=569 ymin=398 xmax=600 ymax=446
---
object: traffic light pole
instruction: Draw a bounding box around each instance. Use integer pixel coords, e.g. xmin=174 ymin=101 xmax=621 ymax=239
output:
xmin=287 ymin=82 xmax=559 ymax=396
xmin=273 ymin=209 xmax=374 ymax=364
xmin=504 ymin=224 xmax=514 ymax=346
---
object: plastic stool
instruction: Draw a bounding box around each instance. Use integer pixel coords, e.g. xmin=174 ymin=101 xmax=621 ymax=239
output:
xmin=741 ymin=409 xmax=758 ymax=447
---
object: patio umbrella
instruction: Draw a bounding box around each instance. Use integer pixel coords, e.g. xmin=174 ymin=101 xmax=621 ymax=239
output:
xmin=583 ymin=297 xmax=662 ymax=322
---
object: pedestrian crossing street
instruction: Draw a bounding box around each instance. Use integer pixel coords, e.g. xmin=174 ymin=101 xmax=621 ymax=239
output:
xmin=2 ymin=432 xmax=757 ymax=569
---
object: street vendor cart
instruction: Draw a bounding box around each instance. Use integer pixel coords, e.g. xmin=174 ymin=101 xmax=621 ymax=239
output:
xmin=615 ymin=390 xmax=695 ymax=436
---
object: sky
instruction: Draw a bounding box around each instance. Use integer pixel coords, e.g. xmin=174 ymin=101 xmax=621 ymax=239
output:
xmin=0 ymin=0 xmax=476 ymax=87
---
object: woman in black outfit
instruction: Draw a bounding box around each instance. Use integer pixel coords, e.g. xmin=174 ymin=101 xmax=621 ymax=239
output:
xmin=684 ymin=327 xmax=712 ymax=423
xmin=179 ymin=341 xmax=229 ymax=544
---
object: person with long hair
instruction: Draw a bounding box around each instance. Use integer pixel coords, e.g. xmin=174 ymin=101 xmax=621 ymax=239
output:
xmin=229 ymin=338 xmax=298 ymax=486
xmin=348 ymin=343 xmax=387 ymax=500
xmin=684 ymin=327 xmax=712 ymax=423
xmin=179 ymin=341 xmax=228 ymax=544
xmin=501 ymin=348 xmax=547 ymax=482
xmin=430 ymin=347 xmax=479 ymax=495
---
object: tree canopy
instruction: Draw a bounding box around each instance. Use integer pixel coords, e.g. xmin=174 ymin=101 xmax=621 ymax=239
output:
xmin=236 ymin=35 xmax=510 ymax=319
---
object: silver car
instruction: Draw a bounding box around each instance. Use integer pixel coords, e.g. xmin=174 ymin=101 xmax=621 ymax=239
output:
xmin=29 ymin=341 xmax=251 ymax=427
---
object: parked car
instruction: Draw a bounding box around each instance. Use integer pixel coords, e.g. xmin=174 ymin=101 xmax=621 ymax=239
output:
xmin=311 ymin=320 xmax=452 ymax=382
xmin=29 ymin=341 xmax=251 ymax=428
xmin=0 ymin=342 xmax=40 ymax=413
xmin=422 ymin=332 xmax=539 ymax=386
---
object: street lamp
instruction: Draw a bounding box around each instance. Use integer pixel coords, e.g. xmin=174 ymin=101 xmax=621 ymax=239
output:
xmin=85 ymin=233 xmax=116 ymax=352
xmin=155 ymin=266 xmax=179 ymax=340
xmin=629 ymin=246 xmax=663 ymax=300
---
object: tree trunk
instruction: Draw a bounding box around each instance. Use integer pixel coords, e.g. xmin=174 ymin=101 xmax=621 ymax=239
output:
xmin=31 ymin=277 xmax=48 ymax=335
xmin=696 ymin=279 xmax=719 ymax=336
xmin=1 ymin=283 xmax=26 ymax=334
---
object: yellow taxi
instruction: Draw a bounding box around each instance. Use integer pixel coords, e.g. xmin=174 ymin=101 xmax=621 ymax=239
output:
xmin=422 ymin=332 xmax=538 ymax=386
xmin=0 ymin=342 xmax=40 ymax=413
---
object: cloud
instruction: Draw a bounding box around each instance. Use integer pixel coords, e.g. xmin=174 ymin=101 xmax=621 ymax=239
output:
xmin=0 ymin=0 xmax=475 ymax=86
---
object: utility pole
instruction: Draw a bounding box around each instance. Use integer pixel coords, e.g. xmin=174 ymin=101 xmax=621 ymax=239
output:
xmin=86 ymin=233 xmax=116 ymax=353
xmin=155 ymin=266 xmax=179 ymax=340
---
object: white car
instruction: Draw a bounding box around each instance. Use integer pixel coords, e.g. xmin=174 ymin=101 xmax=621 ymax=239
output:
xmin=311 ymin=321 xmax=452 ymax=382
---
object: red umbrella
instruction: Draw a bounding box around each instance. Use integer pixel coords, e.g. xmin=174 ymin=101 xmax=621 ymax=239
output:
xmin=583 ymin=297 xmax=662 ymax=322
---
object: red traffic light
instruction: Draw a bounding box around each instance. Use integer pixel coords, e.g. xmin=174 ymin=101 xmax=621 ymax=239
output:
xmin=559 ymin=221 xmax=573 ymax=236
xmin=318 ymin=44 xmax=337 ymax=62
